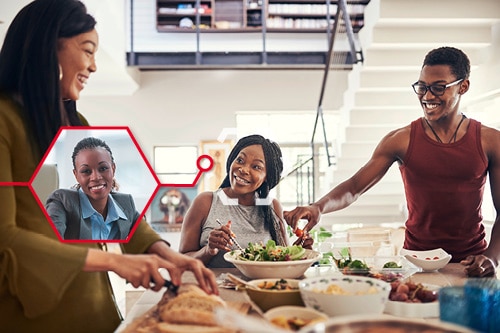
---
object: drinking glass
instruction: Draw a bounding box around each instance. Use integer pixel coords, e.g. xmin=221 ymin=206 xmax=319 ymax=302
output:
xmin=439 ymin=286 xmax=470 ymax=328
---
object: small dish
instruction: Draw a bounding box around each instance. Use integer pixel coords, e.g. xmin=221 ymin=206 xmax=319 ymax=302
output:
xmin=400 ymin=248 xmax=452 ymax=272
xmin=264 ymin=306 xmax=328 ymax=331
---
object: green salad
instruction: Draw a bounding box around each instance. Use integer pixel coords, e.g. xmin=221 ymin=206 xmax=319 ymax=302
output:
xmin=233 ymin=240 xmax=306 ymax=261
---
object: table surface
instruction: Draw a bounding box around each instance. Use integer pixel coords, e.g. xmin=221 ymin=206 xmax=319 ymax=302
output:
xmin=115 ymin=263 xmax=485 ymax=332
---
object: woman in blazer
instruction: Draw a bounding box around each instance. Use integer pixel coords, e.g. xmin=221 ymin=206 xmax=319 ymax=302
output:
xmin=46 ymin=137 xmax=139 ymax=240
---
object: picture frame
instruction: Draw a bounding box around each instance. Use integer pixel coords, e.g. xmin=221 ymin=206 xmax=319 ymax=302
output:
xmin=198 ymin=140 xmax=234 ymax=192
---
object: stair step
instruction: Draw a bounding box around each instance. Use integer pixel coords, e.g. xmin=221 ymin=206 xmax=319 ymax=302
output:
xmin=377 ymin=0 xmax=500 ymax=21
xmin=359 ymin=69 xmax=418 ymax=88
xmin=362 ymin=47 xmax=486 ymax=68
xmin=327 ymin=179 xmax=405 ymax=195
xmin=319 ymin=212 xmax=406 ymax=226
xmin=345 ymin=125 xmax=399 ymax=142
xmin=354 ymin=90 xmax=415 ymax=107
xmin=338 ymin=142 xmax=378 ymax=158
xmin=332 ymin=167 xmax=401 ymax=183
xmin=371 ymin=25 xmax=495 ymax=45
xmin=328 ymin=202 xmax=402 ymax=216
xmin=349 ymin=106 xmax=421 ymax=124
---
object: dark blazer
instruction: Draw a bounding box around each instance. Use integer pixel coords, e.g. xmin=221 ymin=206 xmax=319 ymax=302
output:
xmin=45 ymin=188 xmax=140 ymax=240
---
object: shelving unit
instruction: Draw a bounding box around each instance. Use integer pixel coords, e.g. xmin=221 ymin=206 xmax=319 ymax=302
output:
xmin=156 ymin=0 xmax=368 ymax=32
xmin=157 ymin=0 xmax=214 ymax=31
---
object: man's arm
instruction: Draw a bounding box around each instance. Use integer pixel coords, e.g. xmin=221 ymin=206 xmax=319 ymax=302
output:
xmin=285 ymin=126 xmax=409 ymax=231
xmin=461 ymin=125 xmax=500 ymax=277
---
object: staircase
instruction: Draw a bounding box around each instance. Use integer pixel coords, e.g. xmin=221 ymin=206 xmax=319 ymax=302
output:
xmin=318 ymin=0 xmax=500 ymax=228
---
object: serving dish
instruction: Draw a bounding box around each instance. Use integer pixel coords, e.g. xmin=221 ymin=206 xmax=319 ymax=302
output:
xmin=223 ymin=249 xmax=321 ymax=279
xmin=334 ymin=255 xmax=421 ymax=282
xmin=300 ymin=314 xmax=475 ymax=333
xmin=298 ymin=275 xmax=391 ymax=317
xmin=245 ymin=279 xmax=304 ymax=312
xmin=400 ymin=248 xmax=452 ymax=272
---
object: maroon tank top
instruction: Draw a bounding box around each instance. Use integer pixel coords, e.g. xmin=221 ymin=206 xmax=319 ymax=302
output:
xmin=400 ymin=118 xmax=488 ymax=262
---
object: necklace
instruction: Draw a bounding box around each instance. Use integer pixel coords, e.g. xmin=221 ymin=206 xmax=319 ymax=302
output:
xmin=424 ymin=114 xmax=466 ymax=144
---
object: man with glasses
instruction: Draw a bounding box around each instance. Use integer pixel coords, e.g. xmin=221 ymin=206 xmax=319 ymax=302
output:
xmin=285 ymin=46 xmax=500 ymax=278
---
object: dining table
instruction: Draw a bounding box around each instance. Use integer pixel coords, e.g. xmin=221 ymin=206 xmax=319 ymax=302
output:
xmin=115 ymin=262 xmax=498 ymax=332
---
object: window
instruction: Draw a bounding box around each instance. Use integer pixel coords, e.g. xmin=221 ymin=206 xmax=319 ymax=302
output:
xmin=154 ymin=146 xmax=199 ymax=184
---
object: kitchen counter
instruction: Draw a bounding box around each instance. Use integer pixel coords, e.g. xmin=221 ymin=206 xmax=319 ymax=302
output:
xmin=116 ymin=263 xmax=491 ymax=332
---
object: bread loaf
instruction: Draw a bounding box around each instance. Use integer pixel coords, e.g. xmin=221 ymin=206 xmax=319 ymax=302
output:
xmin=159 ymin=285 xmax=226 ymax=326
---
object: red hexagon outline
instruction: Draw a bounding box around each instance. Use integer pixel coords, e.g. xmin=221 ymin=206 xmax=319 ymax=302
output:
xmin=28 ymin=126 xmax=214 ymax=244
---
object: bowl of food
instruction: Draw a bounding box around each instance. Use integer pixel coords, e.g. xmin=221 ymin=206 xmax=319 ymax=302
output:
xmin=298 ymin=275 xmax=391 ymax=317
xmin=384 ymin=281 xmax=440 ymax=318
xmin=264 ymin=305 xmax=328 ymax=331
xmin=245 ymin=279 xmax=304 ymax=312
xmin=400 ymin=248 xmax=452 ymax=272
xmin=223 ymin=240 xmax=322 ymax=279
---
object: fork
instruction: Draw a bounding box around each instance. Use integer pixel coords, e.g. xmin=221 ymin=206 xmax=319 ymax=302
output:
xmin=216 ymin=219 xmax=245 ymax=252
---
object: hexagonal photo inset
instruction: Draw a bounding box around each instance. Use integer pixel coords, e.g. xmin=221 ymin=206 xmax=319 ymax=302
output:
xmin=31 ymin=127 xmax=159 ymax=243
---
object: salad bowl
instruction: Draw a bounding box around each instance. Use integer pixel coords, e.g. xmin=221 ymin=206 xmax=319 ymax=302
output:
xmin=224 ymin=248 xmax=322 ymax=279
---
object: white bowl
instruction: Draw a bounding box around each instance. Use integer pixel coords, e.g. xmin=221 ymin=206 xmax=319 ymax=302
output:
xmin=400 ymin=248 xmax=452 ymax=272
xmin=223 ymin=249 xmax=321 ymax=279
xmin=298 ymin=275 xmax=391 ymax=317
xmin=264 ymin=306 xmax=328 ymax=330
xmin=385 ymin=299 xmax=439 ymax=318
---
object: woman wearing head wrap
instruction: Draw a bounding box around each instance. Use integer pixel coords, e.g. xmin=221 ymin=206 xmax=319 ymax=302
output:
xmin=179 ymin=134 xmax=313 ymax=268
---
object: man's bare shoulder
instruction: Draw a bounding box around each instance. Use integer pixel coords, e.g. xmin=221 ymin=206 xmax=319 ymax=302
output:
xmin=480 ymin=123 xmax=500 ymax=155
xmin=480 ymin=122 xmax=500 ymax=136
xmin=380 ymin=123 xmax=413 ymax=145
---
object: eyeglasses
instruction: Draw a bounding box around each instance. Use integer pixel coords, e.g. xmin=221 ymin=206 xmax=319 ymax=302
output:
xmin=412 ymin=78 xmax=463 ymax=96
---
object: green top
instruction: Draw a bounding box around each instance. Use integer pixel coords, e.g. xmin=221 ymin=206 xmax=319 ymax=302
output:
xmin=0 ymin=94 xmax=162 ymax=332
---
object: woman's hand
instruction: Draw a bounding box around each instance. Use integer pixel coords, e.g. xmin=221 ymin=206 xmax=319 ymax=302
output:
xmin=148 ymin=241 xmax=219 ymax=295
xmin=460 ymin=255 xmax=496 ymax=277
xmin=207 ymin=220 xmax=234 ymax=253
xmin=84 ymin=249 xmax=179 ymax=292
xmin=110 ymin=253 xmax=177 ymax=291
xmin=284 ymin=204 xmax=321 ymax=233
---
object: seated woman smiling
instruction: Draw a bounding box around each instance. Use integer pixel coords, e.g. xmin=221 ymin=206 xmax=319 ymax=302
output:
xmin=46 ymin=136 xmax=140 ymax=240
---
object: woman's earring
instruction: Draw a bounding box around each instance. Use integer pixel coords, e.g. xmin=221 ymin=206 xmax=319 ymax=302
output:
xmin=59 ymin=64 xmax=63 ymax=80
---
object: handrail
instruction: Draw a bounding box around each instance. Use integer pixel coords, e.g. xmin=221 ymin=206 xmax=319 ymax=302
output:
xmin=309 ymin=0 xmax=363 ymax=199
